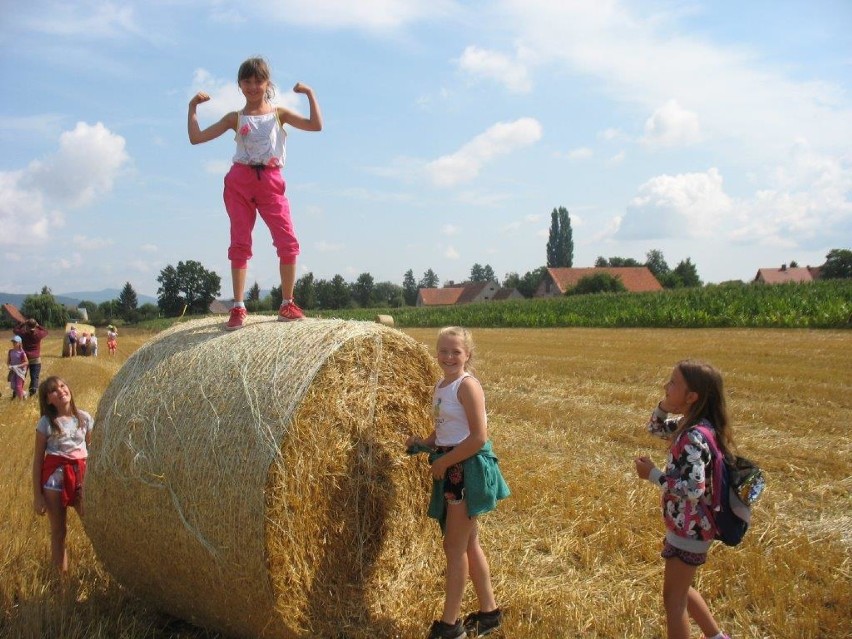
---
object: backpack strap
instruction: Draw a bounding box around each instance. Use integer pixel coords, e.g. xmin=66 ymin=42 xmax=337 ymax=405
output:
xmin=693 ymin=423 xmax=725 ymax=513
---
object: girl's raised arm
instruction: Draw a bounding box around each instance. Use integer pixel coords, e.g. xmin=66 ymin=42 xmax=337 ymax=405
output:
xmin=188 ymin=92 xmax=237 ymax=145
xmin=278 ymin=83 xmax=323 ymax=132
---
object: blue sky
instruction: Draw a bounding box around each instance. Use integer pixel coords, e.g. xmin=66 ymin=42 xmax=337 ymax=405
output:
xmin=1 ymin=0 xmax=850 ymax=297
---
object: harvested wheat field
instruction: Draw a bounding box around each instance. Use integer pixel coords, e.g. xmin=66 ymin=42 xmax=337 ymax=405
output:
xmin=0 ymin=325 xmax=849 ymax=639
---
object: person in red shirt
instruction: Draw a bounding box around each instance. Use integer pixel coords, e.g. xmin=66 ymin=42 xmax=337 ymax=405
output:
xmin=13 ymin=318 xmax=48 ymax=397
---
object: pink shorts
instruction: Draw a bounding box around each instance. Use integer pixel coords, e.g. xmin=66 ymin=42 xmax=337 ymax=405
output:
xmin=223 ymin=163 xmax=300 ymax=269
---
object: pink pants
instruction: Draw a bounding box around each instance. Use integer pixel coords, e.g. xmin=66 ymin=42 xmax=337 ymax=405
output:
xmin=223 ymin=163 xmax=300 ymax=269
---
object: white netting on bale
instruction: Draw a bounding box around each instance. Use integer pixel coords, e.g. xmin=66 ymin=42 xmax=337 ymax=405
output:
xmin=84 ymin=317 xmax=441 ymax=638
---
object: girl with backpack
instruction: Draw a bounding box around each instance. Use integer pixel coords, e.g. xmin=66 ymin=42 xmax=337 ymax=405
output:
xmin=634 ymin=359 xmax=734 ymax=639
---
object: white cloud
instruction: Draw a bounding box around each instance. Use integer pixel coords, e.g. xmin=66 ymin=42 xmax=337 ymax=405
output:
xmin=442 ymin=224 xmax=460 ymax=236
xmin=260 ymin=0 xmax=458 ymax=32
xmin=73 ymin=235 xmax=114 ymax=250
xmin=502 ymin=221 xmax=522 ymax=233
xmin=617 ymin=168 xmax=732 ymax=240
xmin=140 ymin=244 xmax=158 ymax=253
xmin=209 ymin=7 xmax=247 ymax=25
xmin=315 ymin=240 xmax=344 ymax=252
xmin=593 ymin=215 xmax=624 ymax=242
xmin=599 ymin=128 xmax=624 ymax=141
xmin=24 ymin=122 xmax=129 ymax=208
xmin=0 ymin=122 xmax=127 ymax=247
xmin=0 ymin=114 xmax=67 ymax=142
xmin=58 ymin=253 xmax=84 ymax=270
xmin=570 ymin=147 xmax=594 ymax=160
xmin=606 ymin=150 xmax=626 ymax=166
xmin=128 ymin=259 xmax=157 ymax=274
xmin=443 ymin=245 xmax=460 ymax=259
xmin=22 ymin=3 xmax=141 ymax=38
xmin=729 ymin=142 xmax=852 ymax=246
xmin=457 ymin=45 xmax=533 ymax=93
xmin=500 ymin=1 xmax=852 ymax=158
xmin=204 ymin=160 xmax=232 ymax=175
xmin=615 ymin=142 xmax=851 ymax=247
xmin=455 ymin=190 xmax=512 ymax=207
xmin=502 ymin=213 xmax=545 ymax=234
xmin=340 ymin=187 xmax=413 ymax=203
xmin=0 ymin=171 xmax=53 ymax=246
xmin=641 ymin=99 xmax=701 ymax=148
xmin=426 ymin=117 xmax=543 ymax=186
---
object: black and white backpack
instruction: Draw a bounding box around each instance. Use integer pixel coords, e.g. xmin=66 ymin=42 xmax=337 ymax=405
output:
xmin=695 ymin=424 xmax=766 ymax=546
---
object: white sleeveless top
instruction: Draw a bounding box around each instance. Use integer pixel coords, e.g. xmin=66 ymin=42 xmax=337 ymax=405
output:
xmin=232 ymin=111 xmax=287 ymax=167
xmin=434 ymin=373 xmax=484 ymax=446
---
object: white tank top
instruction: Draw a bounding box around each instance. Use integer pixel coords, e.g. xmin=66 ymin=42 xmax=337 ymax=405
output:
xmin=232 ymin=111 xmax=287 ymax=167
xmin=434 ymin=373 xmax=484 ymax=446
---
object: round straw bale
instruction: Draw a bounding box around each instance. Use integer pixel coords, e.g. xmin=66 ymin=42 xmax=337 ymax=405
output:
xmin=84 ymin=317 xmax=441 ymax=638
xmin=375 ymin=314 xmax=394 ymax=327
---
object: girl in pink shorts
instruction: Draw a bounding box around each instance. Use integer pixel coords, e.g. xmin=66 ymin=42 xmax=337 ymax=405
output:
xmin=188 ymin=56 xmax=323 ymax=330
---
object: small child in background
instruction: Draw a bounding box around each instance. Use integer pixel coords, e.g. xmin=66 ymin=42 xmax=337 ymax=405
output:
xmin=8 ymin=335 xmax=29 ymax=400
xmin=67 ymin=326 xmax=78 ymax=357
xmin=89 ymin=331 xmax=98 ymax=357
xmin=406 ymin=327 xmax=509 ymax=639
xmin=107 ymin=326 xmax=118 ymax=356
xmin=634 ymin=360 xmax=735 ymax=639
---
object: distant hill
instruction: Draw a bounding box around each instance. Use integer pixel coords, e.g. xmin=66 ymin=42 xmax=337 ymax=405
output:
xmin=60 ymin=288 xmax=157 ymax=305
xmin=0 ymin=292 xmax=82 ymax=308
xmin=0 ymin=289 xmax=157 ymax=308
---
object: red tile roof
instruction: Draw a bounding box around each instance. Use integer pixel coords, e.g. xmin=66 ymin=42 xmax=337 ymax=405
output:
xmin=544 ymin=267 xmax=663 ymax=294
xmin=754 ymin=267 xmax=817 ymax=284
xmin=418 ymin=281 xmax=515 ymax=306
xmin=418 ymin=287 xmax=464 ymax=306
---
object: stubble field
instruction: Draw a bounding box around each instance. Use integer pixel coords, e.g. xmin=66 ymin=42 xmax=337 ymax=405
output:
xmin=1 ymin=326 xmax=849 ymax=638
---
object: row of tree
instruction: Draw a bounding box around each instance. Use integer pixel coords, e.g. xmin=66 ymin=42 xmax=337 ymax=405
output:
xmin=8 ymin=202 xmax=849 ymax=324
xmin=6 ymin=283 xmax=157 ymax=329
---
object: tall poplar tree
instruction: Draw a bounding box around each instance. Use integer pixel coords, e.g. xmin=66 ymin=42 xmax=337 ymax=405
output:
xmin=402 ymin=269 xmax=418 ymax=306
xmin=546 ymin=206 xmax=573 ymax=267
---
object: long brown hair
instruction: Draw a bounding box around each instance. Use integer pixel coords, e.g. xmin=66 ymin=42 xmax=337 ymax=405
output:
xmin=38 ymin=376 xmax=82 ymax=434
xmin=237 ymin=56 xmax=277 ymax=101
xmin=676 ymin=359 xmax=735 ymax=459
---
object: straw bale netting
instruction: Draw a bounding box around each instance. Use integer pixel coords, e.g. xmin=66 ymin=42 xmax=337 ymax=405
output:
xmin=84 ymin=317 xmax=441 ymax=638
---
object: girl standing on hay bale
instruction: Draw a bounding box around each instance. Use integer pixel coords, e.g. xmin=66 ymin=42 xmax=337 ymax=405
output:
xmin=188 ymin=56 xmax=323 ymax=330
xmin=634 ymin=360 xmax=734 ymax=639
xmin=406 ymin=327 xmax=509 ymax=639
xmin=32 ymin=376 xmax=94 ymax=575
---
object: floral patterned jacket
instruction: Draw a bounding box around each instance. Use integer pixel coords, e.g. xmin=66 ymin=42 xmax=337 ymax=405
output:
xmin=647 ymin=407 xmax=718 ymax=542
